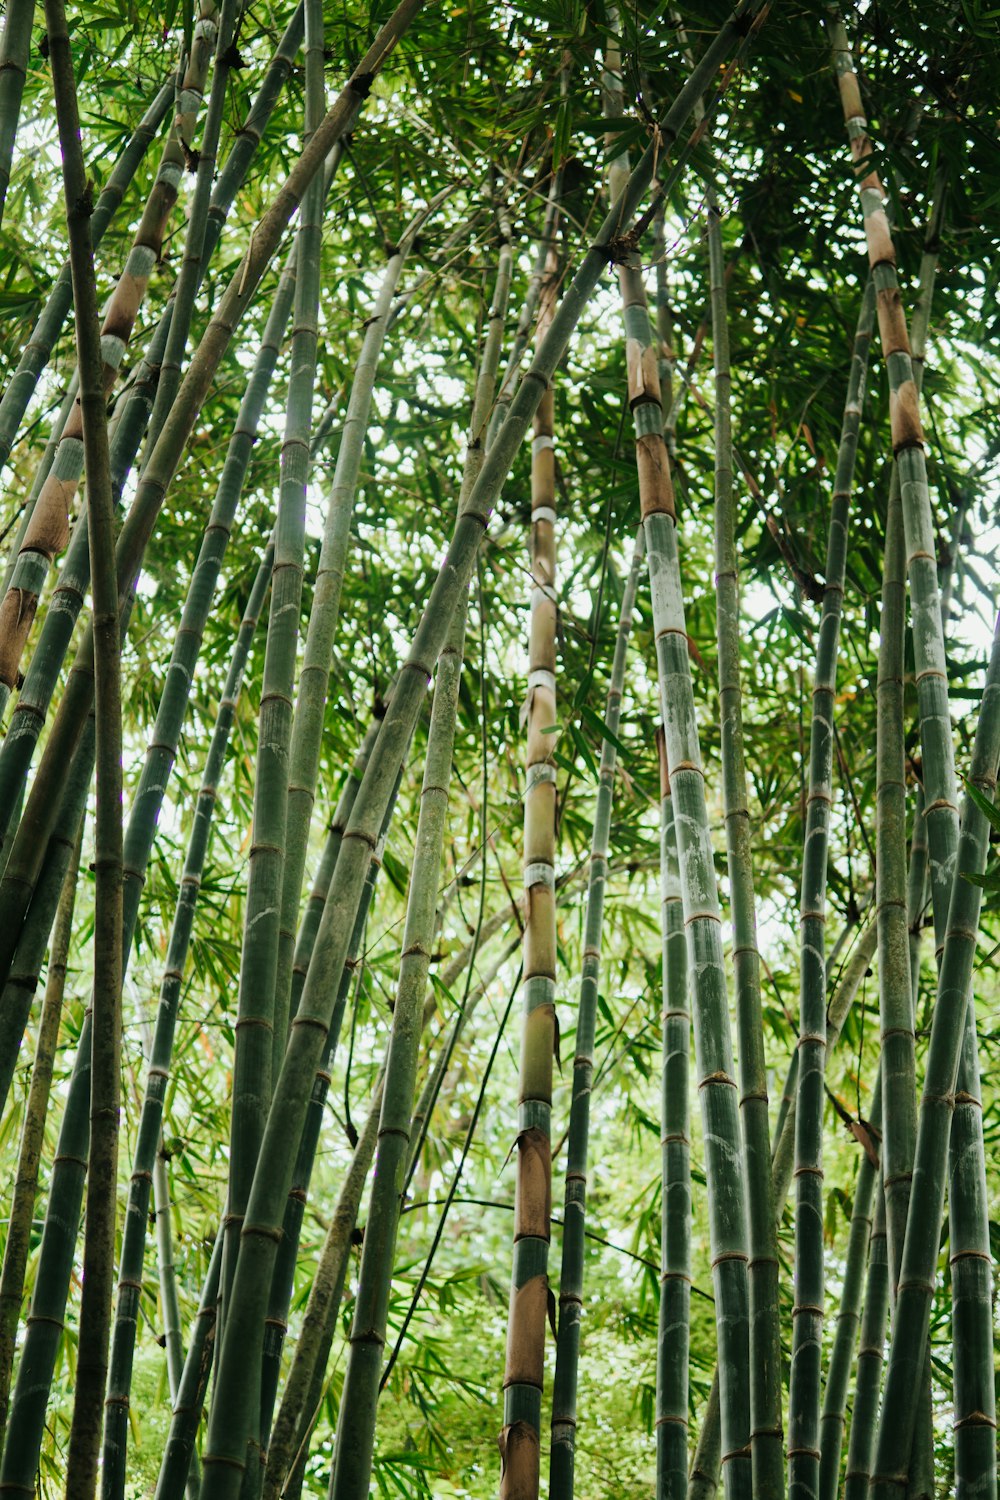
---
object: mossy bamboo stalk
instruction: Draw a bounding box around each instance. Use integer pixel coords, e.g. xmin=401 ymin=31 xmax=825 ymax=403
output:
xmin=45 ymin=5 xmax=124 ymax=1486
xmin=103 ymin=543 xmax=273 ymax=1499
xmin=654 ymin=732 xmax=690 ymax=1500
xmin=0 ymin=11 xmax=217 ymax=715
xmin=195 ymin=20 xmax=766 ymax=1492
xmin=0 ymin=819 xmax=81 ymax=1449
xmin=866 ymin=614 xmax=1000 ymax=1499
xmin=499 ymin=177 xmax=562 ymax=1500
xmin=549 ymin=528 xmax=643 ymax=1499
xmin=0 ymin=0 xmax=34 ymax=229
xmin=0 ymin=4 xmax=416 ymax=972
xmin=788 ymin=271 xmax=876 ymax=1500
xmin=706 ymin=191 xmax=783 ymax=1499
xmin=272 ymin=193 xmax=449 ymax=1076
xmin=225 ymin=0 xmax=327 ymax=1353
xmin=0 ymin=79 xmax=174 ymax=483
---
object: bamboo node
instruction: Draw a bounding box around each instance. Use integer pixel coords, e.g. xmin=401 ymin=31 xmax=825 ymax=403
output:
xmin=953 ymin=1410 xmax=997 ymax=1430
xmin=698 ymin=1071 xmax=737 ymax=1090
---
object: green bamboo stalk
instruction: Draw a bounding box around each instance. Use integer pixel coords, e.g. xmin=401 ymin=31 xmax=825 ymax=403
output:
xmin=154 ymin=1232 xmax=223 ymax=1500
xmin=151 ymin=1150 xmax=200 ymax=1500
xmin=0 ymin=78 xmax=174 ymax=483
xmin=262 ymin=1079 xmax=384 ymax=1500
xmin=0 ymin=3 xmax=392 ymax=936
xmin=867 ymin=614 xmax=1000 ymax=1499
xmin=705 ymin=190 xmax=783 ymax=1499
xmin=328 ymin=206 xmax=515 ymax=1500
xmin=44 ymin=3 xmax=124 ymax=1487
xmin=685 ymin=919 xmax=879 ymax=1500
xmin=195 ymin=21 xmax=765 ymax=1494
xmin=102 ymin=543 xmax=273 ymax=1498
xmin=0 ymin=0 xmax=33 ymax=228
xmin=0 ymin=817 xmax=82 ymax=1449
xmin=549 ymin=528 xmax=644 ymax=1499
xmin=788 ymin=273 xmax=876 ymax=1500
xmin=224 ymin=0 xmax=326 ymax=1358
xmin=654 ymin=731 xmax=690 ymax=1500
xmin=0 ymin=12 xmax=216 ymax=717
xmin=817 ymin=1081 xmax=882 ymax=1500
xmin=271 ymin=191 xmax=450 ymax=1078
xmin=842 ymin=1177 xmax=889 ymax=1500
xmin=499 ymin=172 xmax=562 ymax=1500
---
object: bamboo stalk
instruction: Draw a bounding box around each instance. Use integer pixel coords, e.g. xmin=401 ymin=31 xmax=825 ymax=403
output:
xmin=549 ymin=525 xmax=644 ymax=1500
xmin=0 ymin=818 xmax=81 ymax=1449
xmin=866 ymin=614 xmax=1000 ymax=1499
xmin=154 ymin=1232 xmax=223 ymax=1500
xmin=224 ymin=0 xmax=327 ymax=1373
xmin=685 ymin=920 xmax=879 ymax=1500
xmin=271 ymin=191 xmax=449 ymax=1077
xmin=193 ymin=20 xmax=767 ymax=1495
xmin=102 ymin=543 xmax=273 ymax=1497
xmin=788 ymin=269 xmax=876 ymax=1500
xmin=0 ymin=0 xmax=33 ymax=228
xmin=499 ymin=158 xmax=563 ymax=1500
xmin=655 ymin=731 xmax=690 ymax=1500
xmin=705 ymin=189 xmax=783 ymax=1500
xmin=44 ymin=3 xmax=124 ymax=1487
xmin=842 ymin=1177 xmax=889 ymax=1500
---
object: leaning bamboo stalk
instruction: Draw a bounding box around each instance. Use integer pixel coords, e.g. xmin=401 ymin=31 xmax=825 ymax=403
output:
xmin=44 ymin=4 xmax=124 ymax=1487
xmin=225 ymin=0 xmax=327 ymax=1345
xmin=0 ymin=2 xmax=419 ymax=979
xmin=654 ymin=732 xmax=690 ymax=1500
xmin=271 ymin=190 xmax=450 ymax=1076
xmin=0 ymin=373 xmax=79 ymax=599
xmin=499 ymin=167 xmax=563 ymax=1500
xmin=0 ymin=11 xmax=218 ymax=715
xmin=195 ymin=20 xmax=765 ymax=1493
xmin=548 ymin=528 xmax=644 ymax=1500
xmin=0 ymin=819 xmax=81 ymax=1449
xmin=788 ymin=271 xmax=876 ymax=1500
xmin=866 ymin=614 xmax=1000 ymax=1499
xmin=102 ymin=544 xmax=273 ymax=1498
xmin=705 ymin=187 xmax=783 ymax=1498
xmin=0 ymin=78 xmax=174 ymax=483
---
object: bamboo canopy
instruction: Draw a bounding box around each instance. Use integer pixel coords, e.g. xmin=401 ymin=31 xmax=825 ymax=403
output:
xmin=0 ymin=3 xmax=996 ymax=1499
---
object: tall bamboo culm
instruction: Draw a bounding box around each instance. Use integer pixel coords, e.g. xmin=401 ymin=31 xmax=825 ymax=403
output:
xmin=0 ymin=0 xmax=34 ymax=228
xmin=705 ymin=192 xmax=783 ymax=1499
xmin=787 ymin=271 xmax=875 ymax=1500
xmin=499 ymin=175 xmax=562 ymax=1500
xmin=193 ymin=20 xmax=767 ymax=1495
xmin=655 ymin=731 xmax=690 ymax=1500
xmin=43 ymin=5 xmax=125 ymax=1490
xmin=548 ymin=529 xmax=643 ymax=1499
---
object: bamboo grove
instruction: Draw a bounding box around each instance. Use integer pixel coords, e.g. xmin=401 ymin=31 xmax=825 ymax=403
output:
xmin=0 ymin=0 xmax=996 ymax=1496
